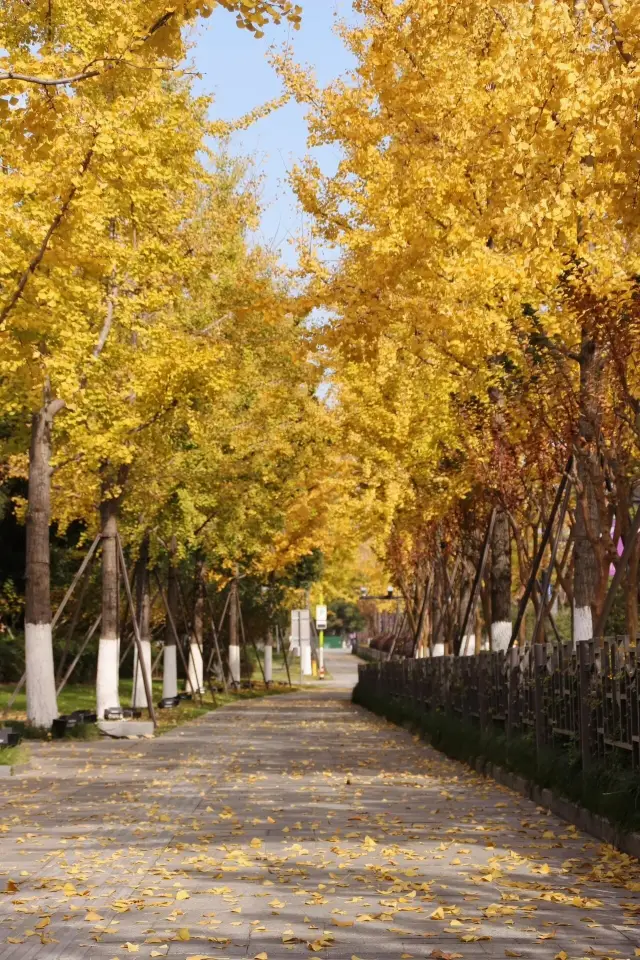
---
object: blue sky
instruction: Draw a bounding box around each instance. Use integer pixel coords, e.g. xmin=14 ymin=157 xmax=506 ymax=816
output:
xmin=191 ymin=1 xmax=357 ymax=266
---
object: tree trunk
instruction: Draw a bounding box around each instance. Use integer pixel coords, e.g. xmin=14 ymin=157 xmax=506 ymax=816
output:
xmin=188 ymin=557 xmax=205 ymax=694
xmin=574 ymin=334 xmax=604 ymax=645
xmin=96 ymin=496 xmax=121 ymax=718
xmin=480 ymin=579 xmax=492 ymax=651
xmin=490 ymin=509 xmax=512 ymax=652
xmin=132 ymin=535 xmax=152 ymax=708
xmin=229 ymin=577 xmax=241 ymax=682
xmin=265 ymin=628 xmax=273 ymax=683
xmin=162 ymin=537 xmax=179 ymax=699
xmin=459 ymin=564 xmax=475 ymax=655
xmin=431 ymin=562 xmax=445 ymax=657
xmin=24 ymin=402 xmax=62 ymax=728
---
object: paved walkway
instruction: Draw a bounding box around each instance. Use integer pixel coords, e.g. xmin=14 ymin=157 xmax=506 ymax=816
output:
xmin=1 ymin=651 xmax=640 ymax=960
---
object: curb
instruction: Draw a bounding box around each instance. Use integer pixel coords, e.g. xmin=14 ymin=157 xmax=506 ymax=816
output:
xmin=473 ymin=756 xmax=640 ymax=859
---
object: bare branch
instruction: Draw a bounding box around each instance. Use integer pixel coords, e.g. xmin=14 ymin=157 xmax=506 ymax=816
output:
xmin=600 ymin=0 xmax=634 ymax=65
xmin=0 ymin=7 xmax=179 ymax=90
xmin=0 ymin=68 xmax=100 ymax=87
xmin=93 ymin=287 xmax=118 ymax=359
xmin=0 ymin=138 xmax=96 ymax=328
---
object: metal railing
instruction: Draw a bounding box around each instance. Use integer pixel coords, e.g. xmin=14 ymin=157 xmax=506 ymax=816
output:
xmin=356 ymin=639 xmax=640 ymax=770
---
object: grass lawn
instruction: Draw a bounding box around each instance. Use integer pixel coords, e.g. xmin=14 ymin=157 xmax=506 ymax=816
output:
xmin=0 ymin=646 xmax=332 ymax=740
xmin=0 ymin=671 xmax=298 ymax=740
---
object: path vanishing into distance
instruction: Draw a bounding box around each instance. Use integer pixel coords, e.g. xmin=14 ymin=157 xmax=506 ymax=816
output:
xmin=1 ymin=651 xmax=640 ymax=960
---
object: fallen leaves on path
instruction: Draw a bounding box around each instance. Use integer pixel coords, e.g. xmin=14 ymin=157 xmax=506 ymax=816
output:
xmin=0 ymin=692 xmax=638 ymax=960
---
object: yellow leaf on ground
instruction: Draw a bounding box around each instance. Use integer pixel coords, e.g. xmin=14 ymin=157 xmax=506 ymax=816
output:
xmin=254 ymin=953 xmax=269 ymax=960
xmin=122 ymin=944 xmax=139 ymax=953
xmin=176 ymin=890 xmax=190 ymax=901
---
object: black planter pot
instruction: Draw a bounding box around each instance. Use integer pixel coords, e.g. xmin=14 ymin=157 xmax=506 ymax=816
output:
xmin=0 ymin=728 xmax=21 ymax=747
xmin=159 ymin=696 xmax=180 ymax=709
xmin=70 ymin=710 xmax=97 ymax=724
xmin=104 ymin=708 xmax=124 ymax=721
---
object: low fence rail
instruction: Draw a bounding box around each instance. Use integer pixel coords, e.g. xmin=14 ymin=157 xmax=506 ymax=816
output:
xmin=356 ymin=639 xmax=640 ymax=771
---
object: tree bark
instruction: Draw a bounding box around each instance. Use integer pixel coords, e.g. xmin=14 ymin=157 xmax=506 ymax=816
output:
xmin=24 ymin=400 xmax=63 ymax=728
xmin=96 ymin=495 xmax=121 ymax=718
xmin=574 ymin=334 xmax=605 ymax=644
xmin=458 ymin=563 xmax=475 ymax=655
xmin=229 ymin=577 xmax=241 ymax=683
xmin=188 ymin=556 xmax=205 ymax=694
xmin=490 ymin=509 xmax=512 ymax=652
xmin=162 ymin=536 xmax=179 ymax=699
xmin=265 ymin=628 xmax=273 ymax=683
xmin=431 ymin=561 xmax=445 ymax=657
xmin=132 ymin=534 xmax=152 ymax=708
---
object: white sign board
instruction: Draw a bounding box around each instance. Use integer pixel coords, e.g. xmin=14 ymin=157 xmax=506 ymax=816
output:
xmin=315 ymin=605 xmax=327 ymax=631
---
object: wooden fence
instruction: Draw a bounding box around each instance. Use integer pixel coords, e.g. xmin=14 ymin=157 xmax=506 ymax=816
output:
xmin=356 ymin=639 xmax=640 ymax=771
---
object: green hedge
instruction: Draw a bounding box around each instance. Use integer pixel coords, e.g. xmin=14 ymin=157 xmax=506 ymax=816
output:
xmin=353 ymin=682 xmax=640 ymax=833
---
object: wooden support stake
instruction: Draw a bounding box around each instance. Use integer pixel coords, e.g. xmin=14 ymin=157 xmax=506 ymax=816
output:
xmin=56 ymin=615 xmax=101 ymax=697
xmin=51 ymin=534 xmax=102 ymax=632
xmin=277 ymin=624 xmax=293 ymax=688
xmin=117 ymin=534 xmax=157 ymax=727
xmin=153 ymin=571 xmax=202 ymax=702
xmin=178 ymin=572 xmax=218 ymax=707
xmin=237 ymin=593 xmax=267 ymax=686
xmin=55 ymin=550 xmax=97 ymax=683
xmin=508 ymin=456 xmax=574 ymax=650
xmin=530 ymin=477 xmax=573 ymax=645
xmin=456 ymin=508 xmax=497 ymax=656
xmin=411 ymin=574 xmax=432 ymax=658
xmin=202 ymin=584 xmax=229 ymax=693
xmin=593 ymin=505 xmax=640 ymax=639
xmin=4 ymin=534 xmax=102 ymax=715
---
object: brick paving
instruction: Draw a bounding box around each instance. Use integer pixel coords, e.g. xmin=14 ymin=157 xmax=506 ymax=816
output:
xmin=0 ymin=651 xmax=639 ymax=960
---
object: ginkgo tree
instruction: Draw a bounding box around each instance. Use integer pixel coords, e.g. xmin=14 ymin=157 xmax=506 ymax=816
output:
xmin=0 ymin=0 xmax=302 ymax=727
xmin=280 ymin=0 xmax=640 ymax=652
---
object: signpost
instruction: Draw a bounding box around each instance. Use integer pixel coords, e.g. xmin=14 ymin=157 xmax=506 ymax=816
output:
xmin=315 ymin=604 xmax=327 ymax=678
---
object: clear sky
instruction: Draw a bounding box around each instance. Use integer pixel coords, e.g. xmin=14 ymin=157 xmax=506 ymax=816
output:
xmin=191 ymin=1 xmax=357 ymax=266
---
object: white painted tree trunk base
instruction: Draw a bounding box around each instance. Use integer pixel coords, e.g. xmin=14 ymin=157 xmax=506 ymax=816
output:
xmin=264 ymin=646 xmax=273 ymax=683
xmin=574 ymin=605 xmax=593 ymax=647
xmin=163 ymin=645 xmax=178 ymax=699
xmin=461 ymin=634 xmax=476 ymax=656
xmin=491 ymin=620 xmax=512 ymax=653
xmin=25 ymin=622 xmax=58 ymax=728
xmin=188 ymin=643 xmax=204 ymax=694
xmin=96 ymin=637 xmax=120 ymax=720
xmin=301 ymin=641 xmax=312 ymax=675
xmin=132 ymin=639 xmax=152 ymax=708
xmin=432 ymin=642 xmax=445 ymax=657
xmin=229 ymin=644 xmax=241 ymax=684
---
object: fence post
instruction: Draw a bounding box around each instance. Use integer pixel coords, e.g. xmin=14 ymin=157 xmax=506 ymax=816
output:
xmin=534 ymin=644 xmax=546 ymax=761
xmin=506 ymin=646 xmax=519 ymax=742
xmin=578 ymin=640 xmax=592 ymax=773
xmin=478 ymin=654 xmax=487 ymax=731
